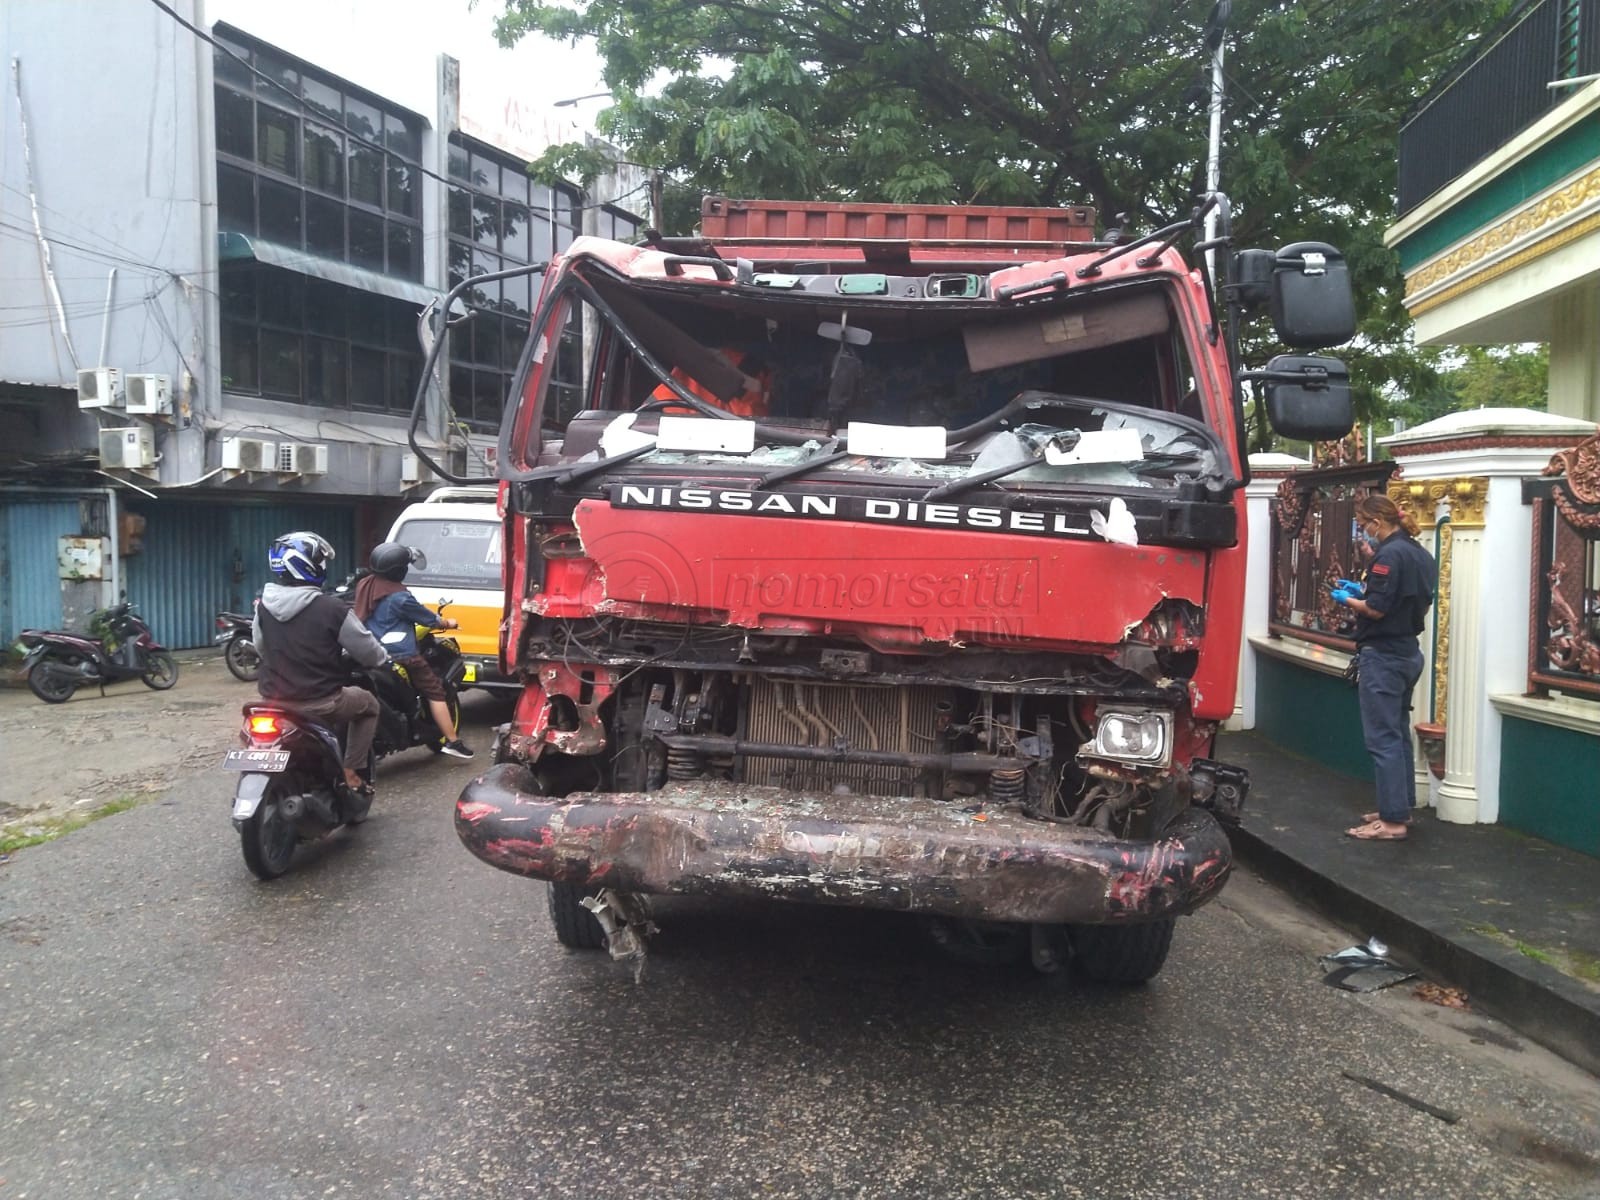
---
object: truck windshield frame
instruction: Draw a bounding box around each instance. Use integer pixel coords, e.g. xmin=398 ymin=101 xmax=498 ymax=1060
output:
xmin=504 ymin=257 xmax=1230 ymax=498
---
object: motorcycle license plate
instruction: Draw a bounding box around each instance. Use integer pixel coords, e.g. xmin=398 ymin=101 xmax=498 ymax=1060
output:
xmin=223 ymin=749 xmax=290 ymax=772
xmin=462 ymin=662 xmax=477 ymax=682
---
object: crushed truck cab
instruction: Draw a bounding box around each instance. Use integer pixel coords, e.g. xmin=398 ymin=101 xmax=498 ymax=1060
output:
xmin=446 ymin=194 xmax=1354 ymax=980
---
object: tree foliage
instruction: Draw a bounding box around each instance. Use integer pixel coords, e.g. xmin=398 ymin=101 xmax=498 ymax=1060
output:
xmin=498 ymin=0 xmax=1519 ymax=427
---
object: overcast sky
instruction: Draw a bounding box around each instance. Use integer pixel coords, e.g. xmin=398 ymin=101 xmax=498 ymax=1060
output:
xmin=207 ymin=0 xmax=610 ymax=134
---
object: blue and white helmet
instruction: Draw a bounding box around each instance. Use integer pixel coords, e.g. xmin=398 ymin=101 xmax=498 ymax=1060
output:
xmin=268 ymin=531 xmax=335 ymax=586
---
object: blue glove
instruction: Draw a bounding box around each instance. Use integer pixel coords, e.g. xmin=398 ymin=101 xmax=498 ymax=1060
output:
xmin=1330 ymin=585 xmax=1354 ymax=606
xmin=1335 ymin=578 xmax=1366 ymax=596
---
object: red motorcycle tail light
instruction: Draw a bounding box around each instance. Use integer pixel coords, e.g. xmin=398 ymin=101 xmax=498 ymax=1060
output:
xmin=248 ymin=714 xmax=282 ymax=738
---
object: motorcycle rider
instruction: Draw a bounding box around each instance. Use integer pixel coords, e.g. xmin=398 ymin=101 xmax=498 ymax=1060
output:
xmin=352 ymin=542 xmax=474 ymax=759
xmin=253 ymin=532 xmax=389 ymax=802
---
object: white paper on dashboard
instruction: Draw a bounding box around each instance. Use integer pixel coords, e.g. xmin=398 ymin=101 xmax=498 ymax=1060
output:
xmin=845 ymin=422 xmax=947 ymax=460
xmin=1044 ymin=427 xmax=1145 ymax=466
xmin=599 ymin=413 xmax=658 ymax=456
xmin=656 ymin=416 xmax=757 ymax=453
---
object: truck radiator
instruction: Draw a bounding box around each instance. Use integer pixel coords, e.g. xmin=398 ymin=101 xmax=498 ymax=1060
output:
xmin=741 ymin=678 xmax=943 ymax=797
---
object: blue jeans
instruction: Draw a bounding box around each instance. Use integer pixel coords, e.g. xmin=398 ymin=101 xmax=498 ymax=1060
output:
xmin=1357 ymin=641 xmax=1424 ymax=823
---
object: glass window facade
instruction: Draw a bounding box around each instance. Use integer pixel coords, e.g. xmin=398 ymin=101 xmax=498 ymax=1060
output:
xmin=445 ymin=134 xmax=586 ymax=432
xmin=220 ymin=264 xmax=421 ymax=414
xmin=213 ymin=27 xmax=424 ymax=283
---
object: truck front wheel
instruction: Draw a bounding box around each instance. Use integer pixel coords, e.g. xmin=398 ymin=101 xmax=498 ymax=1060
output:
xmin=1070 ymin=918 xmax=1176 ymax=983
xmin=546 ymin=881 xmax=607 ymax=950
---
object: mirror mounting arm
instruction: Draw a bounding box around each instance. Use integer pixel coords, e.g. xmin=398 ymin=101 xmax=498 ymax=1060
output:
xmin=1237 ymin=365 xmax=1331 ymax=388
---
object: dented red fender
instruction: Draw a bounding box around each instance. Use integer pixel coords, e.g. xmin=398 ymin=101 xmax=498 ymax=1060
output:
xmin=552 ymin=501 xmax=1209 ymax=644
xmin=455 ymin=764 xmax=1234 ymax=926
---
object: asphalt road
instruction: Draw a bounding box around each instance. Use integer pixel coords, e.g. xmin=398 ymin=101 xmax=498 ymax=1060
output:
xmin=2 ymin=688 xmax=1598 ymax=1199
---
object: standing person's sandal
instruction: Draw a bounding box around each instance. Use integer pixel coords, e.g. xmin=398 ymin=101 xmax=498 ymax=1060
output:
xmin=1345 ymin=820 xmax=1407 ymax=840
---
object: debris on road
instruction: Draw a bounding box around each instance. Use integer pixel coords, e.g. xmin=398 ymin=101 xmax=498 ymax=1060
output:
xmin=1320 ymin=937 xmax=1417 ymax=992
xmin=1414 ymin=981 xmax=1472 ymax=1009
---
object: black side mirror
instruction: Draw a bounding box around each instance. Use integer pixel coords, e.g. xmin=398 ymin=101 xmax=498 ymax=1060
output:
xmin=1245 ymin=355 xmax=1354 ymax=442
xmin=1269 ymin=242 xmax=1355 ymax=348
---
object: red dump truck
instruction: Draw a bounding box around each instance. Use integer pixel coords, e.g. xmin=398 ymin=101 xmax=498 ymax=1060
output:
xmin=429 ymin=193 xmax=1355 ymax=980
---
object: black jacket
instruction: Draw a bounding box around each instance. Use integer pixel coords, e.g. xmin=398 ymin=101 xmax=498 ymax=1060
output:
xmin=1356 ymin=532 xmax=1436 ymax=646
xmin=253 ymin=582 xmax=388 ymax=702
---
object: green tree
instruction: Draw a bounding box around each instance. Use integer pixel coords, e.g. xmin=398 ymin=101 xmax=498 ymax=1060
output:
xmin=1389 ymin=344 xmax=1549 ymax=428
xmin=498 ymin=0 xmax=1519 ymax=430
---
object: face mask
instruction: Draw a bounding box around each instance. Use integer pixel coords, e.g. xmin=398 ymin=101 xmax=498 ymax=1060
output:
xmin=1352 ymin=520 xmax=1377 ymax=554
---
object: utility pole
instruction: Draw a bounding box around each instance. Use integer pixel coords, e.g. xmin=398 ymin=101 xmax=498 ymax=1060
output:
xmin=1203 ymin=1 xmax=1231 ymax=277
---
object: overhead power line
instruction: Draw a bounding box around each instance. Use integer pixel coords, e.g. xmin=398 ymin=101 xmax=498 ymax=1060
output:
xmin=142 ymin=0 xmax=648 ymax=215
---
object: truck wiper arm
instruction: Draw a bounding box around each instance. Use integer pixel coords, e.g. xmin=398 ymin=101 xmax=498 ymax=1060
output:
xmin=920 ymin=452 xmax=1047 ymax=501
xmin=754 ymin=439 xmax=844 ymax=489
xmin=922 ymin=446 xmax=1206 ymax=500
xmin=553 ymin=444 xmax=657 ymax=488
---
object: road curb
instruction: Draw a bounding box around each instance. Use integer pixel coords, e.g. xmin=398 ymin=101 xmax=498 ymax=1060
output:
xmin=1229 ymin=823 xmax=1600 ymax=1078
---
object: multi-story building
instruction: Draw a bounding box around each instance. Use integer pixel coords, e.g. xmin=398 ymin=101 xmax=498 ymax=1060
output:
xmin=0 ymin=0 xmax=645 ymax=647
xmin=1370 ymin=0 xmax=1599 ymax=855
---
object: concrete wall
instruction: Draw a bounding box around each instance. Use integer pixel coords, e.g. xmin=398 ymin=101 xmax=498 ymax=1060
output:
xmin=1254 ymin=651 xmax=1371 ymax=782
xmin=1499 ymin=715 xmax=1600 ymax=858
xmin=0 ymin=0 xmax=212 ymax=451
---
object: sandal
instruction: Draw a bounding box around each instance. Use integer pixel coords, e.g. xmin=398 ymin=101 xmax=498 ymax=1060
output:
xmin=1362 ymin=811 xmax=1415 ymax=825
xmin=1346 ymin=819 xmax=1407 ymax=841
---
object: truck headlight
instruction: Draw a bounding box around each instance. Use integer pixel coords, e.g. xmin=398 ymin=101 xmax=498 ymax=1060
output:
xmin=1090 ymin=709 xmax=1173 ymax=766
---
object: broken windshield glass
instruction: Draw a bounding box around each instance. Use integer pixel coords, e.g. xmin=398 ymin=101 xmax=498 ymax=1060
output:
xmin=521 ymin=260 xmax=1226 ymax=492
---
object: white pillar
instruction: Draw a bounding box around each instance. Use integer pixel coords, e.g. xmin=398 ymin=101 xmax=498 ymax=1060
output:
xmin=1435 ymin=519 xmax=1484 ymax=822
xmin=1231 ymin=455 xmax=1311 ymax=731
xmin=1548 ymin=284 xmax=1600 ymax=424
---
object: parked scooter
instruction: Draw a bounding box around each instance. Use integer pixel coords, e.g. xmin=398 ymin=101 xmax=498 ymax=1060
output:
xmin=15 ymin=601 xmax=178 ymax=704
xmin=223 ymin=601 xmax=468 ymax=879
xmin=214 ymin=610 xmax=260 ymax=682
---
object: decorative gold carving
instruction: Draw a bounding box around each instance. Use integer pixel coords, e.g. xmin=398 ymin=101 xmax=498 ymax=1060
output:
xmin=1404 ymin=165 xmax=1600 ymax=304
xmin=1445 ymin=477 xmax=1487 ymax=528
xmin=1388 ymin=477 xmax=1440 ymax=530
xmin=1433 ymin=520 xmax=1454 ymax=724
xmin=1385 ymin=476 xmax=1485 ymax=528
xmin=1410 ymin=211 xmax=1600 ymax=316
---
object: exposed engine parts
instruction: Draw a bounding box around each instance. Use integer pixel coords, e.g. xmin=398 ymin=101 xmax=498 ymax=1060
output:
xmin=498 ymin=664 xmax=1226 ymax=840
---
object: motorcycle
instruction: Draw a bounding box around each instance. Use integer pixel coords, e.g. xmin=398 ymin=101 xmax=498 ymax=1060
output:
xmin=226 ymin=701 xmax=372 ymax=879
xmin=214 ymin=609 xmax=260 ymax=682
xmin=224 ymin=601 xmax=468 ymax=879
xmin=15 ymin=601 xmax=178 ymax=704
xmin=368 ymin=599 xmax=468 ymax=757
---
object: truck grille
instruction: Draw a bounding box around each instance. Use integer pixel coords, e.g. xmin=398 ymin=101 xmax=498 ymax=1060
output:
xmin=742 ymin=678 xmax=942 ymax=797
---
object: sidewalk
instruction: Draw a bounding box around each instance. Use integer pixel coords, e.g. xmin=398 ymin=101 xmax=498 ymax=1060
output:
xmin=1220 ymin=730 xmax=1600 ymax=1077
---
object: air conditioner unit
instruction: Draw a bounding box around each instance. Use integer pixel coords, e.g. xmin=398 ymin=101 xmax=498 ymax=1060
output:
xmin=98 ymin=426 xmax=155 ymax=469
xmin=278 ymin=442 xmax=328 ymax=475
xmin=77 ymin=367 xmax=123 ymax=410
xmin=400 ymin=452 xmax=434 ymax=489
xmin=124 ymin=373 xmax=171 ymax=416
xmin=222 ymin=435 xmax=277 ymax=471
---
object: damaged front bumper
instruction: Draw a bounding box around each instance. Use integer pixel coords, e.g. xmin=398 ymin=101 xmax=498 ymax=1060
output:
xmin=455 ymin=765 xmax=1234 ymax=925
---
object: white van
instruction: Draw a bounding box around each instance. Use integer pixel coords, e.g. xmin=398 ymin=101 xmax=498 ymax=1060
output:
xmin=384 ymin=486 xmax=510 ymax=692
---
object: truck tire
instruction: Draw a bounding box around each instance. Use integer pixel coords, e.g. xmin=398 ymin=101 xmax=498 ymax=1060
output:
xmin=547 ymin=882 xmax=607 ymax=950
xmin=1070 ymin=918 xmax=1176 ymax=984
